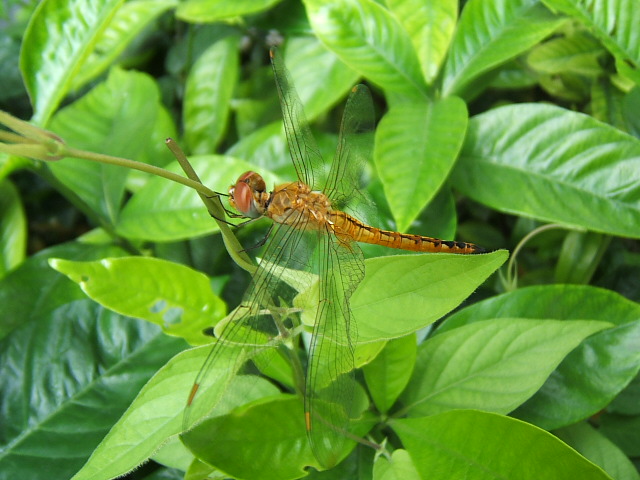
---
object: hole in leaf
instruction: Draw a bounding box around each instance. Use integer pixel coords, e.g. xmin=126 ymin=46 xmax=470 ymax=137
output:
xmin=163 ymin=307 xmax=183 ymax=326
xmin=150 ymin=299 xmax=167 ymax=314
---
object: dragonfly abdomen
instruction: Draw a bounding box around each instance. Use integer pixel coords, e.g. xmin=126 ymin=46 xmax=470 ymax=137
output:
xmin=330 ymin=211 xmax=486 ymax=254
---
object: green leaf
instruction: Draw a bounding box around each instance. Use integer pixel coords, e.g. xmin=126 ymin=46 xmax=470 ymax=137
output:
xmin=599 ymin=412 xmax=640 ymax=457
xmin=304 ymin=0 xmax=426 ymax=95
xmin=127 ymin=104 xmax=178 ymax=189
xmin=527 ymin=32 xmax=606 ymax=76
xmin=351 ymin=250 xmax=508 ymax=343
xmin=69 ymin=347 xmax=271 ymax=480
xmin=372 ymin=449 xmax=420 ymax=480
xmin=48 ymin=68 xmax=162 ymax=225
xmin=0 ymin=242 xmax=125 ymax=339
xmin=442 ymin=0 xmax=565 ymax=97
xmin=543 ymin=0 xmax=640 ymax=68
xmin=283 ymin=37 xmax=360 ymax=122
xmin=554 ymin=231 xmax=610 ymax=284
xmin=516 ymin=320 xmax=640 ymax=428
xmin=184 ymin=35 xmax=240 ymax=154
xmin=0 ymin=299 xmax=184 ymax=480
xmin=622 ymin=87 xmax=640 ymax=137
xmin=0 ymin=179 xmax=25 ymax=277
xmin=555 ymin=422 xmax=640 ymax=480
xmin=0 ymin=241 xmax=180 ymax=477
xmin=50 ymin=256 xmax=226 ymax=345
xmin=441 ymin=285 xmax=640 ymax=430
xmin=182 ymin=395 xmax=318 ymax=480
xmin=71 ymin=0 xmax=179 ymax=90
xmin=20 ymin=0 xmax=124 ymax=125
xmin=391 ymin=411 xmax=613 ymax=479
xmin=400 ymin=318 xmax=610 ymax=416
xmin=116 ymin=155 xmax=278 ymax=241
xmin=590 ymin=78 xmax=627 ymax=129
xmin=176 ymin=0 xmax=282 ymax=22
xmin=226 ymin=122 xmax=290 ymax=175
xmin=386 ymin=0 xmax=457 ymax=84
xmin=406 ymin=187 xmax=459 ymax=243
xmin=374 ymin=96 xmax=467 ymax=232
xmin=363 ymin=335 xmax=416 ymax=413
xmin=452 ymin=103 xmax=640 ymax=239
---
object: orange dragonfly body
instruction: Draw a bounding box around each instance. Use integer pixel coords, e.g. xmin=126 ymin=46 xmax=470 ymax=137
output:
xmin=185 ymin=47 xmax=486 ymax=469
xmin=231 ymin=171 xmax=484 ymax=255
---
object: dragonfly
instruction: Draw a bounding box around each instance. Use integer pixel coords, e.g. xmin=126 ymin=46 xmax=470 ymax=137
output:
xmin=184 ymin=47 xmax=486 ymax=469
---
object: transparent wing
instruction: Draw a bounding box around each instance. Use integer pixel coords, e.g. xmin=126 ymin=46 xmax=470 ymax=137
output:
xmin=183 ymin=214 xmax=317 ymax=432
xmin=305 ymin=229 xmax=365 ymax=468
xmin=325 ymin=84 xmax=375 ymax=210
xmin=270 ymin=47 xmax=325 ymax=190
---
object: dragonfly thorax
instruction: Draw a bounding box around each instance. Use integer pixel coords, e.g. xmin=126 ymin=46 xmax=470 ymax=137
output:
xmin=267 ymin=181 xmax=333 ymax=230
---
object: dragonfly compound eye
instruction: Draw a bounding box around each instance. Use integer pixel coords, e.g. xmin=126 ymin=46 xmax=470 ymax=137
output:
xmin=230 ymin=180 xmax=256 ymax=216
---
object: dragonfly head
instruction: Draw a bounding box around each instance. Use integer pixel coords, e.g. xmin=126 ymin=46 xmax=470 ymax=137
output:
xmin=229 ymin=171 xmax=268 ymax=218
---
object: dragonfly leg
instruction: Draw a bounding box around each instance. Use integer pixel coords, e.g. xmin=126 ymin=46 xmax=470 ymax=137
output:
xmin=238 ymin=223 xmax=274 ymax=252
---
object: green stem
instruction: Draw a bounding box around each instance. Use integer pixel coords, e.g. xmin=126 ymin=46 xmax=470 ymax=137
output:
xmin=503 ymin=223 xmax=574 ymax=291
xmin=164 ymin=139 xmax=256 ymax=275
xmin=62 ymin=145 xmax=216 ymax=197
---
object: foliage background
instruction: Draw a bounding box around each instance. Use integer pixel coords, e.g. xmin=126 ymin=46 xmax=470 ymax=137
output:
xmin=0 ymin=0 xmax=639 ymax=479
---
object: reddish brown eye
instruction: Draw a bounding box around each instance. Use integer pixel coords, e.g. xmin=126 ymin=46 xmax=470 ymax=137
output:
xmin=232 ymin=181 xmax=254 ymax=216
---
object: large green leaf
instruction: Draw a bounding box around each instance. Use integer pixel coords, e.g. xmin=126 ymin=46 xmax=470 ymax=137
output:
xmin=50 ymin=256 xmax=227 ymax=345
xmin=182 ymin=395 xmax=317 ymax=480
xmin=0 ymin=179 xmax=25 ymax=278
xmin=441 ymin=285 xmax=640 ymax=430
xmin=0 ymin=250 xmax=185 ymax=480
xmin=70 ymin=0 xmax=179 ymax=90
xmin=442 ymin=0 xmax=565 ymax=97
xmin=374 ymin=96 xmax=467 ymax=232
xmin=599 ymin=412 xmax=640 ymax=457
xmin=20 ymin=0 xmax=123 ymax=125
xmin=0 ymin=302 xmax=183 ymax=480
xmin=392 ymin=411 xmax=612 ymax=479
xmin=69 ymin=346 xmax=276 ymax=480
xmin=399 ymin=318 xmax=610 ymax=416
xmin=386 ymin=0 xmax=457 ymax=84
xmin=226 ymin=122 xmax=292 ymax=177
xmin=362 ymin=335 xmax=416 ymax=413
xmin=116 ymin=155 xmax=278 ymax=241
xmin=184 ymin=35 xmax=240 ymax=154
xmin=176 ymin=0 xmax=281 ymax=22
xmin=555 ymin=422 xmax=640 ymax=480
xmin=48 ymin=68 xmax=162 ymax=225
xmin=527 ymin=32 xmax=606 ymax=76
xmin=0 ymin=242 xmax=124 ymax=339
xmin=372 ymin=449 xmax=421 ymax=480
xmin=350 ymin=250 xmax=508 ymax=342
xmin=304 ymin=0 xmax=426 ymax=95
xmin=452 ymin=103 xmax=640 ymax=238
xmin=283 ymin=37 xmax=360 ymax=122
xmin=543 ymin=0 xmax=640 ymax=68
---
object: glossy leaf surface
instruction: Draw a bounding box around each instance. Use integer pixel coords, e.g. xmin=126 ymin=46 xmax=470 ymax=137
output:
xmin=392 ymin=411 xmax=612 ymax=479
xmin=453 ymin=103 xmax=640 ymax=238
xmin=442 ymin=285 xmax=640 ymax=429
xmin=375 ymin=96 xmax=467 ymax=231
xmin=50 ymin=256 xmax=226 ymax=345
xmin=20 ymin=0 xmax=123 ymax=124
xmin=400 ymin=318 xmax=609 ymax=416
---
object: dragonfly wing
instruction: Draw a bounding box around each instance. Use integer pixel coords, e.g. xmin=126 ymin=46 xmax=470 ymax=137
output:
xmin=325 ymin=84 xmax=375 ymax=210
xmin=184 ymin=221 xmax=317 ymax=432
xmin=305 ymin=231 xmax=365 ymax=468
xmin=270 ymin=47 xmax=324 ymax=189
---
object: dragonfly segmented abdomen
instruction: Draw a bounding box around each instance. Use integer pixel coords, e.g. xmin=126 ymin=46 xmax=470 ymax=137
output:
xmin=330 ymin=211 xmax=487 ymax=254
